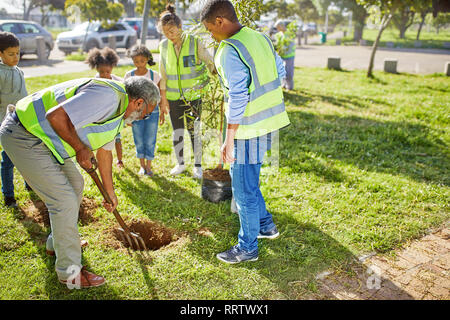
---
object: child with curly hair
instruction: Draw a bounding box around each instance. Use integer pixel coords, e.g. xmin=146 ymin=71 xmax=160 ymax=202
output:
xmin=86 ymin=47 xmax=125 ymax=169
xmin=123 ymin=45 xmax=161 ymax=176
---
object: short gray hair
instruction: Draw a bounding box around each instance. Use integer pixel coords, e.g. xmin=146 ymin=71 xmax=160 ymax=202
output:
xmin=124 ymin=76 xmax=160 ymax=106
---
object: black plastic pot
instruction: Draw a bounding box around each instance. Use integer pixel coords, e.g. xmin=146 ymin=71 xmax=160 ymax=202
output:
xmin=201 ymin=177 xmax=232 ymax=203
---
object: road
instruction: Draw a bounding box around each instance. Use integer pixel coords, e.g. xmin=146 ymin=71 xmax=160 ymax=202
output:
xmin=18 ymin=37 xmax=450 ymax=78
xmin=295 ymin=44 xmax=450 ymax=74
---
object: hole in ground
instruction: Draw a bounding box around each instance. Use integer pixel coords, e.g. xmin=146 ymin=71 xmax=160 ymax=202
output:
xmin=19 ymin=197 xmax=99 ymax=227
xmin=112 ymin=217 xmax=178 ymax=250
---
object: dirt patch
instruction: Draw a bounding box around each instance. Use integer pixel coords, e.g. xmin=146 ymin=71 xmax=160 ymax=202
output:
xmin=111 ymin=217 xmax=179 ymax=251
xmin=19 ymin=197 xmax=99 ymax=227
xmin=203 ymin=167 xmax=231 ymax=181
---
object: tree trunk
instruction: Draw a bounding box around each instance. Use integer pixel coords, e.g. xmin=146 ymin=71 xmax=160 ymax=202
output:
xmin=353 ymin=22 xmax=364 ymax=42
xmin=140 ymin=0 xmax=151 ymax=45
xmin=399 ymin=27 xmax=406 ymax=39
xmin=352 ymin=7 xmax=368 ymax=42
xmin=367 ymin=14 xmax=393 ymax=78
xmin=416 ymin=15 xmax=426 ymax=40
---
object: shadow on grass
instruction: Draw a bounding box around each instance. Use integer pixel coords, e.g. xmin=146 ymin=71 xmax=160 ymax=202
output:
xmin=186 ymin=204 xmax=414 ymax=299
xmin=285 ymin=89 xmax=392 ymax=110
xmin=11 ymin=196 xmax=122 ymax=299
xmin=280 ymin=110 xmax=449 ymax=186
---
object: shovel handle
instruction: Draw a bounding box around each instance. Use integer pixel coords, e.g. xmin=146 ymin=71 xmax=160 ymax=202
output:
xmin=85 ymin=158 xmax=131 ymax=233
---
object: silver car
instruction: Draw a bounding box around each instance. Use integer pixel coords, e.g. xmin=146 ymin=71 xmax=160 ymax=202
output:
xmin=0 ymin=20 xmax=54 ymax=59
xmin=56 ymin=21 xmax=137 ymax=55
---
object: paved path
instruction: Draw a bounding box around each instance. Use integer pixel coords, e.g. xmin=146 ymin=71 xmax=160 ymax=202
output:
xmin=19 ymin=37 xmax=450 ymax=78
xmin=295 ymin=44 xmax=450 ymax=74
xmin=308 ymin=227 xmax=450 ymax=300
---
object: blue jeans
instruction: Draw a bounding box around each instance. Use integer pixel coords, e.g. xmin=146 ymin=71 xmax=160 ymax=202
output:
xmin=230 ymin=132 xmax=276 ymax=253
xmin=1 ymin=150 xmax=14 ymax=198
xmin=131 ymin=106 xmax=159 ymax=160
xmin=283 ymin=57 xmax=295 ymax=90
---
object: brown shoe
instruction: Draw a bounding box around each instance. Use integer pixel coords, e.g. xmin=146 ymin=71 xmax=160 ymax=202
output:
xmin=59 ymin=266 xmax=105 ymax=289
xmin=46 ymin=239 xmax=88 ymax=256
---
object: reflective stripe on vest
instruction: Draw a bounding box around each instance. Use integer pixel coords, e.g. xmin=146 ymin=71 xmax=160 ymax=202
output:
xmin=215 ymin=27 xmax=290 ymax=139
xmin=160 ymin=34 xmax=209 ymax=101
xmin=15 ymin=78 xmax=128 ymax=164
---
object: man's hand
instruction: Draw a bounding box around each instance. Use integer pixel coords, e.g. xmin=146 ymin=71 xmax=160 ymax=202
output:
xmin=102 ymin=190 xmax=118 ymax=212
xmin=75 ymin=145 xmax=95 ymax=171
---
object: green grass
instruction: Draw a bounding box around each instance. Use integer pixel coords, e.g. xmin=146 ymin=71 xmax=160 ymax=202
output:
xmin=339 ymin=28 xmax=450 ymax=49
xmin=0 ymin=66 xmax=448 ymax=299
xmin=64 ymin=51 xmax=88 ymax=62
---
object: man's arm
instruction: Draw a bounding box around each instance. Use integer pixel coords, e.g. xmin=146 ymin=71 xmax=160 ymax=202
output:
xmin=46 ymin=106 xmax=94 ymax=170
xmin=96 ymin=146 xmax=117 ymax=212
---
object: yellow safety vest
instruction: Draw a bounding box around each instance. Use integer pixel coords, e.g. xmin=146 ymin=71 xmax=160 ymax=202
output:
xmin=15 ymin=78 xmax=128 ymax=164
xmin=159 ymin=34 xmax=209 ymax=101
xmin=215 ymin=27 xmax=290 ymax=139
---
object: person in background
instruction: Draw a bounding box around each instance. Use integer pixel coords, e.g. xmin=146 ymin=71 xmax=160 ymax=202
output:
xmin=0 ymin=31 xmax=29 ymax=207
xmin=158 ymin=3 xmax=216 ymax=179
xmin=124 ymin=44 xmax=161 ymax=176
xmin=274 ymin=20 xmax=295 ymax=90
xmin=86 ymin=47 xmax=125 ymax=169
xmin=201 ymin=0 xmax=290 ymax=264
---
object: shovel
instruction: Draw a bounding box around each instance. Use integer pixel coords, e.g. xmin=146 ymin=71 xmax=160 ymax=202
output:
xmin=85 ymin=158 xmax=147 ymax=251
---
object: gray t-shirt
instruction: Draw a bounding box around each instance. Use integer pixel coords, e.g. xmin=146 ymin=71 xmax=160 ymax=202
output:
xmin=60 ymin=81 xmax=120 ymax=150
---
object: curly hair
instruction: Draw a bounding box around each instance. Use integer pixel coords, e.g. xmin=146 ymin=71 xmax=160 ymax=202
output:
xmin=0 ymin=31 xmax=20 ymax=52
xmin=126 ymin=44 xmax=155 ymax=66
xmin=85 ymin=47 xmax=119 ymax=69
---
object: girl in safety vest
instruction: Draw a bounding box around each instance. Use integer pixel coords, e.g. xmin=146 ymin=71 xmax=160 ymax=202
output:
xmin=86 ymin=47 xmax=125 ymax=169
xmin=124 ymin=45 xmax=161 ymax=177
xmin=158 ymin=4 xmax=216 ymax=179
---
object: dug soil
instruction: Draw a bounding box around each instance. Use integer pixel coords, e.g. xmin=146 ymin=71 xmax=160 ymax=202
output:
xmin=19 ymin=197 xmax=99 ymax=227
xmin=203 ymin=167 xmax=231 ymax=181
xmin=112 ymin=217 xmax=178 ymax=250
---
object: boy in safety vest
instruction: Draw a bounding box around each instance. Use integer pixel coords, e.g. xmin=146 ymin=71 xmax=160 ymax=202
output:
xmin=201 ymin=0 xmax=290 ymax=263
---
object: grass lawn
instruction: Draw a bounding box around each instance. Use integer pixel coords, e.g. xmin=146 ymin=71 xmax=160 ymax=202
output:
xmin=339 ymin=28 xmax=450 ymax=49
xmin=0 ymin=65 xmax=448 ymax=299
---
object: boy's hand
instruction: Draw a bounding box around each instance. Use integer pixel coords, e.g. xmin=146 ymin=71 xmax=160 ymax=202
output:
xmin=221 ymin=141 xmax=236 ymax=164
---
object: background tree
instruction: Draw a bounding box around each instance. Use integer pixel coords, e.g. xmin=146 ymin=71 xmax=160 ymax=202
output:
xmin=429 ymin=12 xmax=450 ymax=34
xmin=414 ymin=0 xmax=432 ymax=40
xmin=392 ymin=2 xmax=415 ymax=39
xmin=337 ymin=0 xmax=369 ymax=41
xmin=293 ymin=0 xmax=320 ymax=24
xmin=357 ymin=0 xmax=404 ymax=77
xmin=312 ymin=0 xmax=332 ymax=32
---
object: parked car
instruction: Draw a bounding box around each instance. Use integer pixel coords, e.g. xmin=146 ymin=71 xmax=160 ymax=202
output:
xmin=121 ymin=17 xmax=159 ymax=39
xmin=56 ymin=21 xmax=137 ymax=55
xmin=302 ymin=22 xmax=317 ymax=35
xmin=0 ymin=20 xmax=54 ymax=59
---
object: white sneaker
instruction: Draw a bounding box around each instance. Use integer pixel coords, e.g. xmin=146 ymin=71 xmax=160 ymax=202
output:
xmin=193 ymin=166 xmax=203 ymax=179
xmin=170 ymin=164 xmax=186 ymax=176
xmin=138 ymin=167 xmax=146 ymax=175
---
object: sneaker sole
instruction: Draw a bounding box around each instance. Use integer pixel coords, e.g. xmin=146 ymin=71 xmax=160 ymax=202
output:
xmin=257 ymin=232 xmax=280 ymax=239
xmin=216 ymin=255 xmax=258 ymax=264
